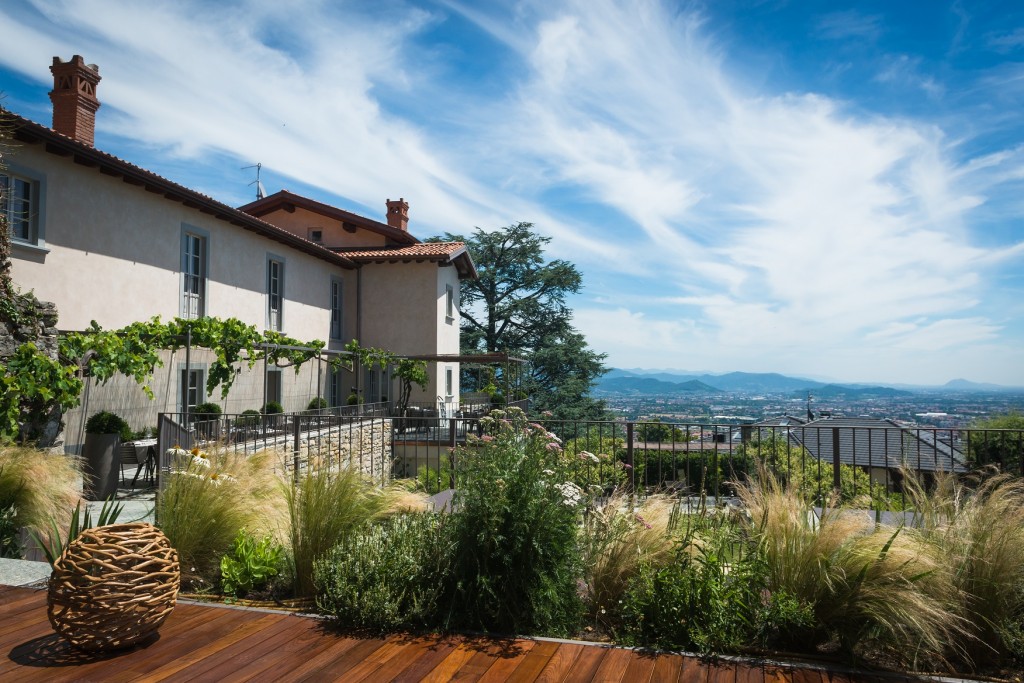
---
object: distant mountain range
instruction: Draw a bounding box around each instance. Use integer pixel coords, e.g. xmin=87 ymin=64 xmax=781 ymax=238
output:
xmin=595 ymin=369 xmax=1018 ymax=395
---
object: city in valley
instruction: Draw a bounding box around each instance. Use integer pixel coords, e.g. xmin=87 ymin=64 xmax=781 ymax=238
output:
xmin=596 ymin=370 xmax=1024 ymax=428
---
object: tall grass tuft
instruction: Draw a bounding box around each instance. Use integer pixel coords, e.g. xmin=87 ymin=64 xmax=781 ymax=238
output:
xmin=0 ymin=444 xmax=81 ymax=556
xmin=157 ymin=447 xmax=281 ymax=584
xmin=580 ymin=492 xmax=676 ymax=624
xmin=904 ymin=467 xmax=1024 ymax=665
xmin=737 ymin=469 xmax=964 ymax=668
xmin=286 ymin=463 xmax=406 ymax=597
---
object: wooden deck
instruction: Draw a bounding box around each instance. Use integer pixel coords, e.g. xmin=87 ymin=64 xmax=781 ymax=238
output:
xmin=0 ymin=585 xmax=924 ymax=682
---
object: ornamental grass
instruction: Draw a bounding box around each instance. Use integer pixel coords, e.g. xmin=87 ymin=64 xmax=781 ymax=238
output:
xmin=157 ymin=447 xmax=281 ymax=584
xmin=580 ymin=491 xmax=677 ymax=625
xmin=0 ymin=444 xmax=81 ymax=555
xmin=904 ymin=467 xmax=1024 ymax=667
xmin=736 ymin=469 xmax=965 ymax=669
xmin=286 ymin=460 xmax=426 ymax=597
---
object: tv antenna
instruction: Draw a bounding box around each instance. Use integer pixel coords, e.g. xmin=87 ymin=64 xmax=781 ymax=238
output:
xmin=242 ymin=162 xmax=266 ymax=200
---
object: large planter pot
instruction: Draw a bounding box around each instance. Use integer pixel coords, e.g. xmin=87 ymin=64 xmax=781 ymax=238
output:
xmin=82 ymin=433 xmax=121 ymax=500
xmin=48 ymin=522 xmax=180 ymax=651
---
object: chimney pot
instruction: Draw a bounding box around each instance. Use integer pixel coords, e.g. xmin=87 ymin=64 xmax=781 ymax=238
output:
xmin=386 ymin=197 xmax=410 ymax=231
xmin=49 ymin=55 xmax=101 ymax=146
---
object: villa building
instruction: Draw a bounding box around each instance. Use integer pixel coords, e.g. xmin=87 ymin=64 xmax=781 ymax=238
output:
xmin=2 ymin=55 xmax=474 ymax=452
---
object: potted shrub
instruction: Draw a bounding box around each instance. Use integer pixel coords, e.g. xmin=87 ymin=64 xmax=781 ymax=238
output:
xmin=82 ymin=411 xmax=131 ymax=500
xmin=306 ymin=397 xmax=327 ymax=411
xmin=191 ymin=402 xmax=222 ymax=440
xmin=261 ymin=401 xmax=284 ymax=430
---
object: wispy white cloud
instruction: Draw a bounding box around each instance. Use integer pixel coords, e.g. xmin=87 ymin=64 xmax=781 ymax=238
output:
xmin=1 ymin=0 xmax=1022 ymax=384
xmin=814 ymin=10 xmax=884 ymax=42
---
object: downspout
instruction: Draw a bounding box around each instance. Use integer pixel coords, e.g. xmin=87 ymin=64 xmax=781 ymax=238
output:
xmin=355 ymin=265 xmax=362 ymax=400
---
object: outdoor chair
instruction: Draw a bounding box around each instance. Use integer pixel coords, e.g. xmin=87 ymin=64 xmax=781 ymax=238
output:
xmin=118 ymin=443 xmax=139 ymax=488
xmin=130 ymin=445 xmax=157 ymax=489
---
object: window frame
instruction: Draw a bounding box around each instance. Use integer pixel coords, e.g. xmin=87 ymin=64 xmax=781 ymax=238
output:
xmin=445 ymin=283 xmax=455 ymax=323
xmin=329 ymin=277 xmax=344 ymax=341
xmin=1 ymin=164 xmax=47 ymax=249
xmin=445 ymin=366 xmax=454 ymax=398
xmin=179 ymin=367 xmax=206 ymax=413
xmin=266 ymin=254 xmax=285 ymax=331
xmin=180 ymin=225 xmax=209 ymax=319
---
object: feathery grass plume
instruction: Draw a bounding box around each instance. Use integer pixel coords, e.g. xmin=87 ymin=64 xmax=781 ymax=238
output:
xmin=904 ymin=466 xmax=1024 ymax=666
xmin=285 ymin=462 xmax=395 ymax=597
xmin=581 ymin=491 xmax=676 ymax=624
xmin=0 ymin=444 xmax=81 ymax=550
xmin=737 ymin=467 xmax=964 ymax=669
xmin=157 ymin=446 xmax=280 ymax=583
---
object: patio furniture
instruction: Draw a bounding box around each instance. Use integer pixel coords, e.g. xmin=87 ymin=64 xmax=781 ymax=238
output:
xmin=131 ymin=445 xmax=157 ymax=488
xmin=47 ymin=522 xmax=180 ymax=652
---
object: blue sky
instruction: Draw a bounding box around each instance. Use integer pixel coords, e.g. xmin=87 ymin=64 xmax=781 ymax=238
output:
xmin=2 ymin=0 xmax=1024 ymax=386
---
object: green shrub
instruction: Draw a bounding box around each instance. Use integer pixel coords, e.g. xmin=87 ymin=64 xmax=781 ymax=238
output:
xmin=346 ymin=393 xmax=362 ymax=406
xmin=307 ymin=397 xmax=328 ymax=411
xmin=261 ymin=401 xmax=284 ymax=415
xmin=443 ymin=408 xmax=585 ymax=636
xmin=84 ymin=410 xmax=132 ymax=441
xmin=220 ymin=529 xmax=284 ymax=597
xmin=236 ymin=409 xmax=262 ymax=427
xmin=286 ymin=465 xmax=392 ymax=597
xmin=315 ymin=513 xmax=449 ymax=631
xmin=192 ymin=402 xmax=222 ymax=417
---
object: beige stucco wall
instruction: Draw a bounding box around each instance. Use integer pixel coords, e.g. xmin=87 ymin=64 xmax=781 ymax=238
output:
xmin=254 ymin=205 xmax=389 ymax=249
xmin=8 ymin=143 xmax=352 ymax=343
xmin=359 ymin=261 xmax=460 ymax=403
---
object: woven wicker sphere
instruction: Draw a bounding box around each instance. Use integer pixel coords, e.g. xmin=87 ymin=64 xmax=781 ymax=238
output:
xmin=47 ymin=522 xmax=180 ymax=652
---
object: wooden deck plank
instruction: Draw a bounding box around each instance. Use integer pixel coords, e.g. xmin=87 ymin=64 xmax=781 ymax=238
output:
xmin=363 ymin=634 xmax=443 ymax=682
xmin=477 ymin=639 xmax=538 ymax=683
xmin=677 ymin=656 xmax=708 ymax=683
xmin=706 ymin=658 xmax=737 ymax=683
xmin=622 ymin=650 xmax=659 ymax=683
xmin=590 ymin=646 xmax=634 ymax=683
xmin=503 ymin=639 xmax=560 ymax=682
xmin=172 ymin=613 xmax=308 ymax=683
xmin=216 ymin=620 xmax=350 ymax=683
xmin=532 ymin=641 xmax=585 ymax=683
xmin=420 ymin=638 xmax=483 ymax=682
xmin=0 ymin=587 xmax=919 ymax=683
xmin=559 ymin=644 xmax=609 ymax=683
xmin=286 ymin=634 xmax=390 ymax=682
xmin=650 ymin=652 xmax=684 ymax=683
xmin=388 ymin=635 xmax=461 ymax=683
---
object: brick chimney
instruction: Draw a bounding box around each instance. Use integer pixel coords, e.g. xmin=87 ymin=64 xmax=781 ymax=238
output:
xmin=49 ymin=55 xmax=101 ymax=146
xmin=385 ymin=197 xmax=409 ymax=231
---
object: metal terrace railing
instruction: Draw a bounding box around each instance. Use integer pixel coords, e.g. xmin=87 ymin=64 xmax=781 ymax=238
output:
xmin=155 ymin=410 xmax=1024 ymax=506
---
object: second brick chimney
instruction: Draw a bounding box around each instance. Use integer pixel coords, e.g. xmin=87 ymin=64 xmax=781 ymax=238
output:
xmin=385 ymin=198 xmax=409 ymax=231
xmin=49 ymin=55 xmax=101 ymax=146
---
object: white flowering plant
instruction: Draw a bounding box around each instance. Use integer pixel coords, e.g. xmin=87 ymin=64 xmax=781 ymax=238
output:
xmin=446 ymin=407 xmax=587 ymax=635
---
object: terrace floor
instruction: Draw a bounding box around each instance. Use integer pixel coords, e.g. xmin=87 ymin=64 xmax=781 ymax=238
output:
xmin=0 ymin=585 xmax=942 ymax=682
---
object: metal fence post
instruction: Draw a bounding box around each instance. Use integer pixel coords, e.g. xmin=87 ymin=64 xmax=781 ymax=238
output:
xmin=626 ymin=421 xmax=635 ymax=491
xmin=448 ymin=418 xmax=457 ymax=490
xmin=832 ymin=427 xmax=841 ymax=492
xmin=292 ymin=415 xmax=301 ymax=484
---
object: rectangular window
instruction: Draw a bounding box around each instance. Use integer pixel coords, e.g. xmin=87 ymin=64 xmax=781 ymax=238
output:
xmin=445 ymin=284 xmax=455 ymax=321
xmin=266 ymin=368 xmax=283 ymax=406
xmin=267 ymin=257 xmax=284 ymax=331
xmin=180 ymin=368 xmax=204 ymax=413
xmin=0 ymin=173 xmax=34 ymax=243
xmin=330 ymin=278 xmax=343 ymax=340
xmin=329 ymin=367 xmax=344 ymax=407
xmin=445 ymin=366 xmax=453 ymax=397
xmin=181 ymin=231 xmax=207 ymax=319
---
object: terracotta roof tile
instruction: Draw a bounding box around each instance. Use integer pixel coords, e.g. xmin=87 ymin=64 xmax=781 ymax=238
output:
xmin=339 ymin=243 xmax=467 ymax=260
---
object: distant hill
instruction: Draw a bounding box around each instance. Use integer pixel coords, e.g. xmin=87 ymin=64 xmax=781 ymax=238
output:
xmin=601 ymin=370 xmax=825 ymax=393
xmin=792 ymin=384 xmax=912 ymax=399
xmin=943 ymin=378 xmax=1018 ymax=392
xmin=594 ymin=376 xmax=721 ymax=395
